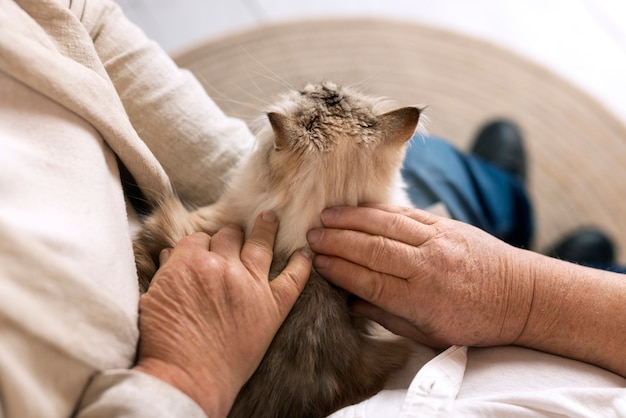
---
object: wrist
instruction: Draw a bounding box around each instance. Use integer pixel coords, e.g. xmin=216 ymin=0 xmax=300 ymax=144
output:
xmin=134 ymin=357 xmax=237 ymax=418
xmin=513 ymin=250 xmax=580 ymax=345
xmin=511 ymin=252 xmax=626 ymax=376
xmin=494 ymin=247 xmax=537 ymax=346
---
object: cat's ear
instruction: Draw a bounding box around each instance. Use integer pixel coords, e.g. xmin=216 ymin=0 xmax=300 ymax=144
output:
xmin=380 ymin=107 xmax=421 ymax=144
xmin=268 ymin=112 xmax=296 ymax=150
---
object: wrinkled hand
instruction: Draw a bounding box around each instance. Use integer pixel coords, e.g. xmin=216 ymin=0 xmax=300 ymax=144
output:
xmin=306 ymin=204 xmax=534 ymax=349
xmin=134 ymin=212 xmax=312 ymax=418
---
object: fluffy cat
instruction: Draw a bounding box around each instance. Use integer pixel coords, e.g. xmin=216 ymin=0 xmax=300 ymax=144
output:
xmin=133 ymin=82 xmax=422 ymax=418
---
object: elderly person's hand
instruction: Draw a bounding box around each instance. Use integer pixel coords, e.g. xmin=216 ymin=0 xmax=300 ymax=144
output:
xmin=307 ymin=204 xmax=626 ymax=377
xmin=306 ymin=204 xmax=532 ymax=348
xmin=134 ymin=212 xmax=312 ymax=418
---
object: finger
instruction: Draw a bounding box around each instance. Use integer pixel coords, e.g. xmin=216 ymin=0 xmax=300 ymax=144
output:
xmin=208 ymin=224 xmax=244 ymax=258
xmin=173 ymin=232 xmax=211 ymax=251
xmin=307 ymin=227 xmax=428 ymax=278
xmin=313 ymin=253 xmax=411 ymax=318
xmin=270 ymin=248 xmax=313 ymax=317
xmin=351 ymin=299 xmax=426 ymax=342
xmin=159 ymin=248 xmax=172 ymax=265
xmin=149 ymin=233 xmax=210 ymax=287
xmin=241 ymin=211 xmax=279 ymax=280
xmin=360 ymin=203 xmax=440 ymax=225
xmin=319 ymin=206 xmax=434 ymax=247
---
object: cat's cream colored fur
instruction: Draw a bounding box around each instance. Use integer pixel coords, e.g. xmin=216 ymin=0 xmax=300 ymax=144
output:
xmin=134 ymin=82 xmax=422 ymax=418
xmin=192 ymin=84 xmax=415 ymax=259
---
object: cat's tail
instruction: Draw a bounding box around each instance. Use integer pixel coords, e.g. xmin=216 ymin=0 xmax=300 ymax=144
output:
xmin=133 ymin=195 xmax=195 ymax=292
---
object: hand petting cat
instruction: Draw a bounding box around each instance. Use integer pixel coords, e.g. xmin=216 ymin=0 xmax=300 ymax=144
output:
xmin=134 ymin=212 xmax=312 ymax=418
xmin=307 ymin=204 xmax=626 ymax=378
xmin=306 ymin=203 xmax=532 ymax=348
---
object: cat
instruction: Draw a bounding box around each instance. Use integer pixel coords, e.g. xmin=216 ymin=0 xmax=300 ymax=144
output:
xmin=133 ymin=82 xmax=422 ymax=418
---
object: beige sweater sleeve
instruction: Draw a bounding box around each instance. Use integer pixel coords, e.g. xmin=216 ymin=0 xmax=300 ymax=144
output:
xmin=78 ymin=0 xmax=255 ymax=206
xmin=0 ymin=0 xmax=253 ymax=416
xmin=77 ymin=370 xmax=207 ymax=418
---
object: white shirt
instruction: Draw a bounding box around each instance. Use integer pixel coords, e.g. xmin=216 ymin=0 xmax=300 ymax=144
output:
xmin=331 ymin=345 xmax=626 ymax=417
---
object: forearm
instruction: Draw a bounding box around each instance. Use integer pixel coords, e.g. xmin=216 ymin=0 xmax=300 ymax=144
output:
xmin=515 ymin=249 xmax=626 ymax=376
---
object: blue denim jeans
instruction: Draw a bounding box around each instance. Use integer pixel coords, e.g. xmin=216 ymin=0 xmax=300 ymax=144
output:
xmin=401 ymin=136 xmax=626 ymax=273
xmin=401 ymin=136 xmax=534 ymax=249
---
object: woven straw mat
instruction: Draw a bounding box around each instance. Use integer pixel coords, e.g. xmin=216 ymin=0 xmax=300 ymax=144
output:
xmin=174 ymin=18 xmax=626 ymax=262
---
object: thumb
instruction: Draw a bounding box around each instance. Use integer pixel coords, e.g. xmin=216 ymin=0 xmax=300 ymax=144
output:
xmin=270 ymin=248 xmax=313 ymax=317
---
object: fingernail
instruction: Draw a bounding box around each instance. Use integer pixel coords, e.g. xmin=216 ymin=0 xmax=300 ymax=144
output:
xmin=261 ymin=211 xmax=277 ymax=223
xmin=307 ymin=229 xmax=322 ymax=245
xmin=159 ymin=248 xmax=171 ymax=265
xmin=313 ymin=254 xmax=329 ymax=269
xmin=321 ymin=207 xmax=339 ymax=224
xmin=300 ymin=247 xmax=313 ymax=259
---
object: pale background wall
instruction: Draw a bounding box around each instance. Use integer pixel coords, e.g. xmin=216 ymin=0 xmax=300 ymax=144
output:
xmin=117 ymin=0 xmax=626 ymax=126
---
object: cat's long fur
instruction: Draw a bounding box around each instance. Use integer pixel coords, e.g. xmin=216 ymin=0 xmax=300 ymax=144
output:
xmin=134 ymin=82 xmax=422 ymax=418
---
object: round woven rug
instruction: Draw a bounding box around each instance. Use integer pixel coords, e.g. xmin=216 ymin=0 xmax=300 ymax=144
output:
xmin=175 ymin=18 xmax=626 ymax=262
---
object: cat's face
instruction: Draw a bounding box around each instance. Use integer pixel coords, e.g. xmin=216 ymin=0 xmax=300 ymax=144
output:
xmin=260 ymin=82 xmax=420 ymax=205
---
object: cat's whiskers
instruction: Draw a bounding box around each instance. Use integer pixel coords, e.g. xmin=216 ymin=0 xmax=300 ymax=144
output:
xmin=198 ymin=77 xmax=270 ymax=113
xmin=239 ymin=45 xmax=294 ymax=91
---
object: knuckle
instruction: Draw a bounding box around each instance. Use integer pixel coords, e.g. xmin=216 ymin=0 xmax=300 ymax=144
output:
xmin=246 ymin=237 xmax=273 ymax=258
xmin=189 ymin=251 xmax=223 ymax=278
xmin=365 ymin=235 xmax=391 ymax=270
xmin=378 ymin=211 xmax=408 ymax=239
xmin=188 ymin=231 xmax=211 ymax=242
xmin=192 ymin=231 xmax=211 ymax=239
xmin=202 ymin=252 xmax=223 ymax=270
xmin=361 ymin=271 xmax=387 ymax=303
xmin=386 ymin=213 xmax=405 ymax=232
xmin=280 ymin=269 xmax=301 ymax=289
xmin=241 ymin=239 xmax=274 ymax=273
xmin=220 ymin=224 xmax=243 ymax=239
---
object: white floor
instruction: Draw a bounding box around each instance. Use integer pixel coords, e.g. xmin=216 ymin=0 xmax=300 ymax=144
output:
xmin=117 ymin=0 xmax=626 ymax=127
